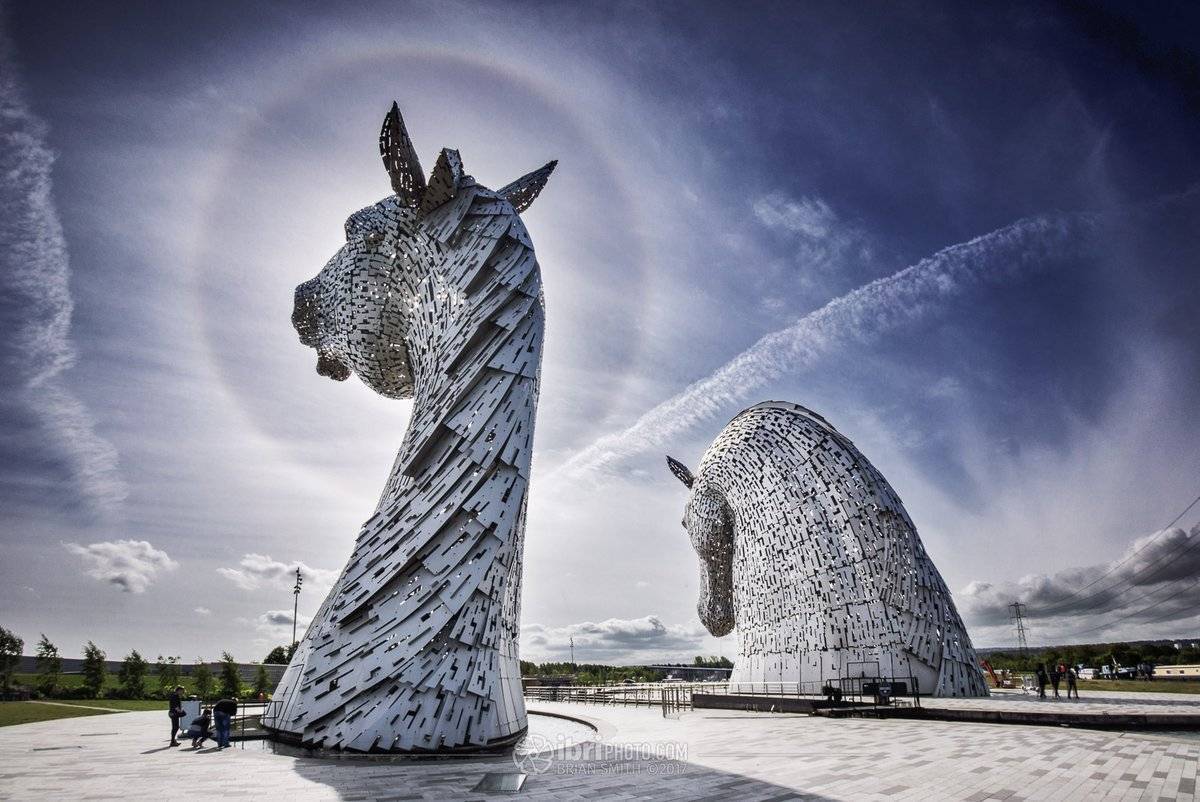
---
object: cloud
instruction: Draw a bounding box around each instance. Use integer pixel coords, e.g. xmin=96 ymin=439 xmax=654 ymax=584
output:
xmin=753 ymin=193 xmax=838 ymax=239
xmin=231 ymin=610 xmax=314 ymax=651
xmin=520 ymin=615 xmax=705 ymax=662
xmin=960 ymin=523 xmax=1200 ymax=641
xmin=217 ymin=553 xmax=338 ymax=593
xmin=64 ymin=539 xmax=178 ymax=593
xmin=0 ymin=24 xmax=127 ymax=515
xmin=260 ymin=610 xmax=300 ymax=627
xmin=194 ymin=607 xmax=211 ymax=616
xmin=238 ymin=609 xmax=313 ymax=637
xmin=560 ymin=213 xmax=1088 ymax=478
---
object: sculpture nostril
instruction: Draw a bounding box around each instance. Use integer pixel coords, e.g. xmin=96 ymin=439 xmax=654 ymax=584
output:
xmin=316 ymin=351 xmax=350 ymax=381
xmin=293 ymin=282 xmax=319 ymax=346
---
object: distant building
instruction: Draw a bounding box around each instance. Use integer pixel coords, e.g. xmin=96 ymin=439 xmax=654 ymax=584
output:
xmin=521 ymin=675 xmax=576 ymax=690
xmin=1157 ymin=664 xmax=1200 ymax=678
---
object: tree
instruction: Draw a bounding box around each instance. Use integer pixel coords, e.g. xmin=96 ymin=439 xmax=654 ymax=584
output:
xmin=192 ymin=658 xmax=214 ymax=700
xmin=0 ymin=626 xmax=22 ymax=692
xmin=264 ymin=645 xmax=289 ymax=664
xmin=35 ymin=635 xmax=62 ymax=695
xmin=218 ymin=652 xmax=241 ymax=698
xmin=253 ymin=664 xmax=271 ymax=698
xmin=156 ymin=655 xmax=181 ymax=694
xmin=81 ymin=641 xmax=107 ymax=698
xmin=118 ymin=650 xmax=149 ymax=698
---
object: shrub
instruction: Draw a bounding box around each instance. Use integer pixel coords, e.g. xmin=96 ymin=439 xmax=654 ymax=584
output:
xmin=218 ymin=652 xmax=241 ymax=699
xmin=118 ymin=650 xmax=149 ymax=699
xmin=35 ymin=635 xmax=62 ymax=696
xmin=192 ymin=659 xmax=214 ymax=700
xmin=0 ymin=626 xmax=23 ymax=692
xmin=81 ymin=641 xmax=107 ymax=698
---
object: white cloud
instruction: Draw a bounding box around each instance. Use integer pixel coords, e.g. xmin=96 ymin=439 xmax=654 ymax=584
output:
xmin=753 ymin=193 xmax=838 ymax=239
xmin=520 ymin=615 xmax=705 ymax=663
xmin=751 ymin=192 xmax=874 ymax=287
xmin=194 ymin=607 xmax=212 ymax=616
xmin=0 ymin=39 xmax=127 ymax=516
xmin=64 ymin=539 xmax=178 ymax=593
xmin=260 ymin=610 xmax=301 ymax=627
xmin=238 ymin=609 xmax=312 ymax=636
xmin=217 ymin=553 xmax=338 ymax=593
xmin=558 ymin=212 xmax=1087 ymax=479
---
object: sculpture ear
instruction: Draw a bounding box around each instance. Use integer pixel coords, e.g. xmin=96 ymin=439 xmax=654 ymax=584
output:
xmin=666 ymin=455 xmax=695 ymax=489
xmin=379 ymin=102 xmax=426 ymax=207
xmin=420 ymin=148 xmax=465 ymax=214
xmin=498 ymin=160 xmax=557 ymax=213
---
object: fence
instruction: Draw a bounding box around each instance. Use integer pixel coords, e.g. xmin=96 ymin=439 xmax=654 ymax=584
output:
xmin=524 ymin=676 xmax=922 ymax=713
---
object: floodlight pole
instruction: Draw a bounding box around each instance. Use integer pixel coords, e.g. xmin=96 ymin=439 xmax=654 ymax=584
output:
xmin=292 ymin=567 xmax=304 ymax=650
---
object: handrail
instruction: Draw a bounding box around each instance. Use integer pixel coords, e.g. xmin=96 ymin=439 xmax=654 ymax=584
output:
xmin=522 ymin=674 xmax=923 ymax=710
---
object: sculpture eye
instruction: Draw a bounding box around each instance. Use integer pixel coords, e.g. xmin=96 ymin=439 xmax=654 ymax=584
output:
xmin=365 ymin=230 xmax=385 ymax=247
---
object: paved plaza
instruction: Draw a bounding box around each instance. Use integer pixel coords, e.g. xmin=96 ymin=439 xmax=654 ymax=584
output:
xmin=925 ymin=688 xmax=1200 ymax=717
xmin=1 ymin=693 xmax=1198 ymax=800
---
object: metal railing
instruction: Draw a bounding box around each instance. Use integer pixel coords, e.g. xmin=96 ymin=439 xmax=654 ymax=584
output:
xmin=524 ymin=675 xmax=922 ymax=711
xmin=524 ymin=681 xmax=727 ymax=707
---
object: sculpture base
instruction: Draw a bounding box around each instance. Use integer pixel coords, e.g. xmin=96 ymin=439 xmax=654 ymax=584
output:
xmin=260 ymin=723 xmax=529 ymax=757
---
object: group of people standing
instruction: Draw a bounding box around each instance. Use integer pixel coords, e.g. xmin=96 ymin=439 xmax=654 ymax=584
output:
xmin=1034 ymin=662 xmax=1079 ymax=699
xmin=168 ymin=685 xmax=239 ymax=749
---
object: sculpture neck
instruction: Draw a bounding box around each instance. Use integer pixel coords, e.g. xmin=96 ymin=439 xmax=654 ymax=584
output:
xmin=374 ymin=231 xmax=544 ymax=513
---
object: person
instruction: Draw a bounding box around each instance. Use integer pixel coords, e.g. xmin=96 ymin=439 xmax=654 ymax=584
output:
xmin=186 ymin=707 xmax=214 ymax=748
xmin=213 ymin=696 xmax=238 ymax=750
xmin=168 ymin=685 xmax=184 ymax=746
xmin=1050 ymin=665 xmax=1061 ymax=699
xmin=1067 ymin=667 xmax=1079 ymax=699
xmin=1035 ymin=664 xmax=1048 ymax=699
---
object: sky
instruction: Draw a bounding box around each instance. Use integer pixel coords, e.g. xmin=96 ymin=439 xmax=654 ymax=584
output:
xmin=2 ymin=0 xmax=1199 ymax=666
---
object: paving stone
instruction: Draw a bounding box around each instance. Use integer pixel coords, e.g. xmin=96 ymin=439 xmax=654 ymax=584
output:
xmin=2 ymin=697 xmax=1199 ymax=801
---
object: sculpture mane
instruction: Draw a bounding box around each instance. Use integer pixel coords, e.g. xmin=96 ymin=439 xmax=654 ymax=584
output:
xmin=268 ymin=103 xmax=555 ymax=752
xmin=668 ymin=401 xmax=988 ymax=697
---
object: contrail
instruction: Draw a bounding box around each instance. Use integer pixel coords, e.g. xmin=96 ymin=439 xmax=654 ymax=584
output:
xmin=560 ymin=212 xmax=1091 ymax=478
xmin=0 ymin=19 xmax=127 ymax=515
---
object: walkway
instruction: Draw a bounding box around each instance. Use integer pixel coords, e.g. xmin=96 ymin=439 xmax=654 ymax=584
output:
xmin=0 ymin=694 xmax=1196 ymax=800
xmin=26 ymin=701 xmax=128 ymax=713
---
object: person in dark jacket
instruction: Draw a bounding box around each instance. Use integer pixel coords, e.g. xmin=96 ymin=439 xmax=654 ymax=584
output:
xmin=168 ymin=685 xmax=184 ymax=746
xmin=1067 ymin=667 xmax=1080 ymax=699
xmin=213 ymin=697 xmax=238 ymax=749
xmin=1035 ymin=664 xmax=1048 ymax=699
xmin=187 ymin=708 xmax=214 ymax=748
xmin=1050 ymin=665 xmax=1062 ymax=699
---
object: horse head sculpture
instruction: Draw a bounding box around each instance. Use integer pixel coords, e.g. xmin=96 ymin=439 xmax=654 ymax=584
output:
xmin=292 ymin=102 xmax=554 ymax=400
xmin=269 ymin=103 xmax=555 ymax=752
xmin=668 ymin=401 xmax=988 ymax=697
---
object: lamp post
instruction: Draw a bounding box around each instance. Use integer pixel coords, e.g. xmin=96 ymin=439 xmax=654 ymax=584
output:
xmin=292 ymin=567 xmax=304 ymax=651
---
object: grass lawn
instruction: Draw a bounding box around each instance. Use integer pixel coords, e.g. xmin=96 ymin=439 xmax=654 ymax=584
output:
xmin=12 ymin=673 xmax=197 ymax=698
xmin=1079 ymin=679 xmax=1200 ymax=694
xmin=0 ymin=702 xmax=117 ymax=727
xmin=48 ymin=699 xmax=165 ymax=711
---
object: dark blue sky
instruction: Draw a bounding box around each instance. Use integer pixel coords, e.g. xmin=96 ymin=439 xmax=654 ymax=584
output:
xmin=2 ymin=0 xmax=1199 ymax=660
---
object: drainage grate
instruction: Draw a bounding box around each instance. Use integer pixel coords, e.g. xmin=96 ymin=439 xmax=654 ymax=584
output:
xmin=471 ymin=772 xmax=527 ymax=793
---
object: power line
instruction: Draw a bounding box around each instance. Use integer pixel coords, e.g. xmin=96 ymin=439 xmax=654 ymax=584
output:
xmin=1028 ymin=488 xmax=1200 ymax=617
xmin=1064 ymin=567 xmax=1200 ymax=638
xmin=1030 ymin=523 xmax=1200 ymax=619
xmin=1164 ymin=491 xmax=1200 ymax=531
